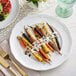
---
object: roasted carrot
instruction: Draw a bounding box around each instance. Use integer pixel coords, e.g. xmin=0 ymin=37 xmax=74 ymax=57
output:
xmin=46 ymin=23 xmax=54 ymax=32
xmin=36 ymin=25 xmax=55 ymax=52
xmin=45 ymin=43 xmax=54 ymax=52
xmin=47 ymin=23 xmax=61 ymax=50
xmin=22 ymin=32 xmax=33 ymax=44
xmin=42 ymin=23 xmax=60 ymax=52
xmin=21 ymin=37 xmax=32 ymax=47
xmin=42 ymin=23 xmax=52 ymax=35
xmin=25 ymin=28 xmax=37 ymax=41
xmin=41 ymin=44 xmax=50 ymax=53
xmin=39 ymin=48 xmax=50 ymax=61
xmin=48 ymin=41 xmax=62 ymax=55
xmin=38 ymin=52 xmax=50 ymax=63
xmin=25 ymin=28 xmax=35 ymax=42
xmin=29 ymin=36 xmax=35 ymax=42
xmin=48 ymin=41 xmax=57 ymax=51
xmin=55 ymin=37 xmax=61 ymax=50
xmin=42 ymin=23 xmax=55 ymax=44
xmin=32 ymin=52 xmax=43 ymax=62
xmin=17 ymin=36 xmax=26 ymax=48
xmin=34 ymin=27 xmax=43 ymax=37
xmin=31 ymin=27 xmax=41 ymax=40
xmin=17 ymin=36 xmax=43 ymax=62
xmin=36 ymin=25 xmax=46 ymax=36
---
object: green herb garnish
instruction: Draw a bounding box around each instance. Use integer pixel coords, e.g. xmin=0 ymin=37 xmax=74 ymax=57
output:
xmin=36 ymin=35 xmax=38 ymax=37
xmin=32 ymin=1 xmax=38 ymax=7
xmin=31 ymin=47 xmax=33 ymax=49
xmin=41 ymin=45 xmax=43 ymax=48
xmin=25 ymin=51 xmax=29 ymax=55
xmin=26 ymin=0 xmax=47 ymax=7
xmin=34 ymin=49 xmax=37 ymax=51
xmin=28 ymin=35 xmax=30 ymax=38
xmin=26 ymin=0 xmax=38 ymax=7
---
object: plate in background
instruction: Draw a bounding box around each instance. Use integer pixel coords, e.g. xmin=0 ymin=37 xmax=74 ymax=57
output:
xmin=0 ymin=0 xmax=19 ymax=29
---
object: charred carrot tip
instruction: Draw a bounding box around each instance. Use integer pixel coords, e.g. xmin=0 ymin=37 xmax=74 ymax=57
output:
xmin=48 ymin=59 xmax=51 ymax=61
xmin=58 ymin=52 xmax=62 ymax=56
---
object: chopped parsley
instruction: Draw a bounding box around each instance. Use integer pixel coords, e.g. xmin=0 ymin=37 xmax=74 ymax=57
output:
xmin=36 ymin=35 xmax=38 ymax=37
xmin=25 ymin=51 xmax=29 ymax=55
xmin=34 ymin=49 xmax=37 ymax=51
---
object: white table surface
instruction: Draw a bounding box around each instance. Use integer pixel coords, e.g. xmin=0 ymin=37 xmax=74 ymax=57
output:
xmin=0 ymin=1 xmax=76 ymax=76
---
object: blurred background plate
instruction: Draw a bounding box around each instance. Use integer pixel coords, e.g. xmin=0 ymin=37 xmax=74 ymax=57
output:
xmin=0 ymin=0 xmax=19 ymax=29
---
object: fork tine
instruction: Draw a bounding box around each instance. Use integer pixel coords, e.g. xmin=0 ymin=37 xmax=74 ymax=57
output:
xmin=0 ymin=46 xmax=8 ymax=58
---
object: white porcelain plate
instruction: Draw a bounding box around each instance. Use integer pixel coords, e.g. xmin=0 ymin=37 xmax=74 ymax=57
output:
xmin=10 ymin=14 xmax=72 ymax=71
xmin=0 ymin=0 xmax=19 ymax=29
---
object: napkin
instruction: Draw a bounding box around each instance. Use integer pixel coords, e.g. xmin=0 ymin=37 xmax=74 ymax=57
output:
xmin=0 ymin=40 xmax=40 ymax=76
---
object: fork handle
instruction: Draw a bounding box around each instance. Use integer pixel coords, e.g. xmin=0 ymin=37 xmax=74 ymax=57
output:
xmin=9 ymin=67 xmax=18 ymax=76
xmin=11 ymin=60 xmax=28 ymax=76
